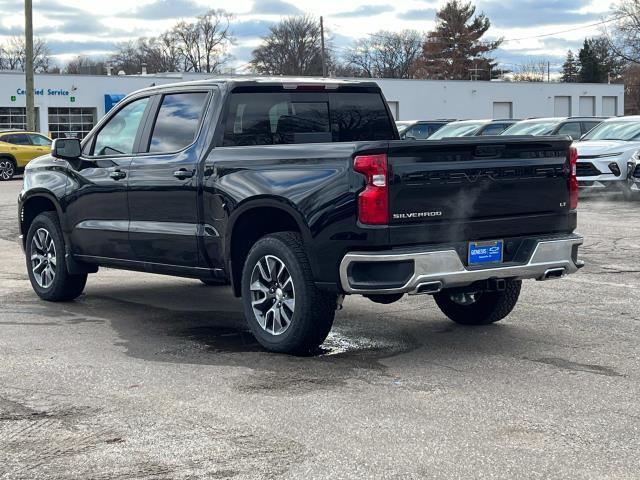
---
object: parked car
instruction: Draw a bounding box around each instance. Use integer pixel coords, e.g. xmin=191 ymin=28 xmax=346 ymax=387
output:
xmin=18 ymin=78 xmax=583 ymax=354
xmin=627 ymin=157 xmax=640 ymax=200
xmin=573 ymin=116 xmax=640 ymax=198
xmin=501 ymin=117 xmax=606 ymax=140
xmin=0 ymin=130 xmax=52 ymax=180
xmin=396 ymin=120 xmax=452 ymax=139
xmin=427 ymin=119 xmax=518 ymax=139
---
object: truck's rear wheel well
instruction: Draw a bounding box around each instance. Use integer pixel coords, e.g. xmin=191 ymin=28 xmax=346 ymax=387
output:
xmin=21 ymin=196 xmax=58 ymax=241
xmin=230 ymin=207 xmax=301 ymax=296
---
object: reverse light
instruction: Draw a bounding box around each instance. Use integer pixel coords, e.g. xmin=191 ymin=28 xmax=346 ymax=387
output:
xmin=569 ymin=146 xmax=579 ymax=210
xmin=354 ymin=154 xmax=389 ymax=225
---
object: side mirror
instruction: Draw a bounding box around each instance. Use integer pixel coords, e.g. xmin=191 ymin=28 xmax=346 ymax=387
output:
xmin=52 ymin=138 xmax=81 ymax=160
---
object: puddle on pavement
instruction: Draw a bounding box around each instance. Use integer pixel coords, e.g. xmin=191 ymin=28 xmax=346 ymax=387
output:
xmin=176 ymin=325 xmax=406 ymax=359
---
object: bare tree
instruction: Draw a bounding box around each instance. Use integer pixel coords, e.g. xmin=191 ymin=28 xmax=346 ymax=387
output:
xmin=345 ymin=30 xmax=423 ymax=78
xmin=109 ymin=40 xmax=142 ymax=75
xmin=511 ymin=59 xmax=549 ymax=82
xmin=64 ymin=55 xmax=106 ymax=75
xmin=138 ymin=34 xmax=181 ymax=73
xmin=172 ymin=9 xmax=234 ymax=73
xmin=2 ymin=36 xmax=51 ymax=72
xmin=606 ymin=0 xmax=640 ymax=64
xmin=249 ymin=16 xmax=329 ymax=76
xmin=108 ymin=9 xmax=233 ymax=75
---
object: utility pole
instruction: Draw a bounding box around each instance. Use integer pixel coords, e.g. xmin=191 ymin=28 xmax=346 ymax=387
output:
xmin=547 ymin=61 xmax=550 ymax=83
xmin=25 ymin=0 xmax=36 ymax=132
xmin=320 ymin=16 xmax=327 ymax=78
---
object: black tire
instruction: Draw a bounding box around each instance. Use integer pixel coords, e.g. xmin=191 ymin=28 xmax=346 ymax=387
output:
xmin=25 ymin=212 xmax=87 ymax=302
xmin=434 ymin=280 xmax=522 ymax=325
xmin=241 ymin=232 xmax=337 ymax=354
xmin=0 ymin=157 xmax=16 ymax=181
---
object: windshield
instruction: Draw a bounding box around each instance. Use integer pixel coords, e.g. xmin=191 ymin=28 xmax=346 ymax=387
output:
xmin=502 ymin=121 xmax=558 ymax=136
xmin=428 ymin=121 xmax=485 ymax=140
xmin=581 ymin=121 xmax=640 ymax=141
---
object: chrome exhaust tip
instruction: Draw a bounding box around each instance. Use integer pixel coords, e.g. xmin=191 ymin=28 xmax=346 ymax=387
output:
xmin=540 ymin=268 xmax=566 ymax=281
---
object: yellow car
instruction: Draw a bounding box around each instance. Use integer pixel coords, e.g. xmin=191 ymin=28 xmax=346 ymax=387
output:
xmin=0 ymin=130 xmax=52 ymax=181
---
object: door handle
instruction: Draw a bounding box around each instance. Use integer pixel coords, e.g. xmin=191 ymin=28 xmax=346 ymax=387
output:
xmin=109 ymin=169 xmax=126 ymax=180
xmin=173 ymin=168 xmax=194 ymax=179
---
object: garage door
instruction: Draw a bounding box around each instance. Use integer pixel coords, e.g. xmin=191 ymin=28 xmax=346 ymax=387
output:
xmin=554 ymin=96 xmax=571 ymax=116
xmin=387 ymin=101 xmax=399 ymax=120
xmin=493 ymin=102 xmax=513 ymax=119
xmin=47 ymin=107 xmax=96 ymax=139
xmin=602 ymin=96 xmax=618 ymax=116
xmin=0 ymin=107 xmax=40 ymax=130
xmin=579 ymin=96 xmax=595 ymax=116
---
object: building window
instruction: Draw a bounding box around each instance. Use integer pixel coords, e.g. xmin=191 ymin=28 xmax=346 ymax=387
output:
xmin=0 ymin=107 xmax=40 ymax=131
xmin=47 ymin=107 xmax=96 ymax=139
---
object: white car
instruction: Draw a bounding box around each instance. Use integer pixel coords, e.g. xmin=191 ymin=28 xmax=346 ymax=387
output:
xmin=574 ymin=116 xmax=640 ymax=198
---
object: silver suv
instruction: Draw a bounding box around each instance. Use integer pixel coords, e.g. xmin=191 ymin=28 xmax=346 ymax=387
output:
xmin=573 ymin=116 xmax=640 ymax=198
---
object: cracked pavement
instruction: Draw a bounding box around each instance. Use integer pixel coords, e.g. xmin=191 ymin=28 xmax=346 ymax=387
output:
xmin=0 ymin=179 xmax=639 ymax=479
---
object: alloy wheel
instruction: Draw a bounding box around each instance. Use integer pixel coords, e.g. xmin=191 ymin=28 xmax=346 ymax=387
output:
xmin=249 ymin=255 xmax=295 ymax=335
xmin=0 ymin=160 xmax=14 ymax=180
xmin=30 ymin=228 xmax=57 ymax=289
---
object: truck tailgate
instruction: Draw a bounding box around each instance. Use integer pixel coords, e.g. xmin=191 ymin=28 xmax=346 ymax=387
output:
xmin=386 ymin=137 xmax=574 ymax=245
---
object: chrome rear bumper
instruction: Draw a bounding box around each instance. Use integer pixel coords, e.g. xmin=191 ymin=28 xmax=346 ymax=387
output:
xmin=339 ymin=234 xmax=584 ymax=295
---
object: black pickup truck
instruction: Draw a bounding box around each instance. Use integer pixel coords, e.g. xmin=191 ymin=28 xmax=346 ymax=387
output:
xmin=18 ymin=78 xmax=583 ymax=354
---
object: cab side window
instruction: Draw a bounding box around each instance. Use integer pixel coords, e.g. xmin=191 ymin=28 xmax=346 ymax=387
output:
xmin=557 ymin=122 xmax=582 ymax=139
xmin=2 ymin=134 xmax=30 ymax=145
xmin=405 ymin=125 xmax=431 ymax=139
xmin=91 ymin=97 xmax=149 ymax=156
xmin=148 ymin=92 xmax=208 ymax=153
xmin=27 ymin=134 xmax=52 ymax=146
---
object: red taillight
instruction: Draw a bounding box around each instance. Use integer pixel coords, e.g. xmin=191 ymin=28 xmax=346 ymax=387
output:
xmin=354 ymin=154 xmax=389 ymax=225
xmin=569 ymin=146 xmax=579 ymax=210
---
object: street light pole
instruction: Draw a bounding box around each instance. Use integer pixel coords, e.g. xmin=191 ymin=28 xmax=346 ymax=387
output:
xmin=25 ymin=0 xmax=36 ymax=132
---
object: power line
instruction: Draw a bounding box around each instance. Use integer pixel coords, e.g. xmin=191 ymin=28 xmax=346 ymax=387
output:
xmin=500 ymin=16 xmax=624 ymax=43
xmin=359 ymin=15 xmax=623 ymax=46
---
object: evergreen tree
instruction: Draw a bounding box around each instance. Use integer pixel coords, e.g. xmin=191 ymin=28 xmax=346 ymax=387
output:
xmin=413 ymin=0 xmax=502 ymax=80
xmin=560 ymin=50 xmax=578 ymax=82
xmin=577 ymin=37 xmax=623 ymax=83
xmin=578 ymin=39 xmax=602 ymax=82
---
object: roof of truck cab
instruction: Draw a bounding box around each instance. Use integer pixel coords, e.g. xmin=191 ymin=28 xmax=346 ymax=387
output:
xmin=135 ymin=76 xmax=381 ymax=95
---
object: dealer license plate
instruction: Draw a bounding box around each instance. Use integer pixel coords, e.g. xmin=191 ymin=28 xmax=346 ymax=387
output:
xmin=468 ymin=240 xmax=503 ymax=265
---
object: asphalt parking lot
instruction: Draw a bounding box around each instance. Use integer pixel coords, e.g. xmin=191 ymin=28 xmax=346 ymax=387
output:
xmin=0 ymin=178 xmax=638 ymax=479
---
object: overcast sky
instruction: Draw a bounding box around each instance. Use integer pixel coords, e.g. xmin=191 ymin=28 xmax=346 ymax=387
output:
xmin=0 ymin=0 xmax=614 ymax=72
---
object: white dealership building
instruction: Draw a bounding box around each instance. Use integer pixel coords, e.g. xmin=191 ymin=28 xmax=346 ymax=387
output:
xmin=0 ymin=70 xmax=625 ymax=138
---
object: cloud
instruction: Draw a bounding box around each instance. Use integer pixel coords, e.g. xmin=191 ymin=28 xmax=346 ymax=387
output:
xmin=0 ymin=0 xmax=22 ymax=15
xmin=231 ymin=19 xmax=274 ymax=38
xmin=123 ymin=0 xmax=206 ymax=20
xmin=45 ymin=39 xmax=118 ymax=55
xmin=477 ymin=0 xmax=601 ymax=27
xmin=396 ymin=8 xmax=436 ymax=21
xmin=335 ymin=5 xmax=394 ymax=18
xmin=250 ymin=0 xmax=302 ymax=16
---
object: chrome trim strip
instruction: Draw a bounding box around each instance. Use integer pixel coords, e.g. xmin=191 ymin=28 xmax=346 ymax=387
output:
xmin=339 ymin=234 xmax=584 ymax=295
xmin=74 ymin=220 xmax=219 ymax=237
